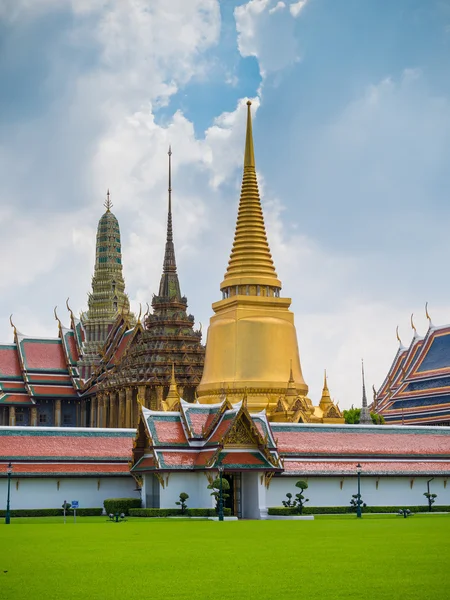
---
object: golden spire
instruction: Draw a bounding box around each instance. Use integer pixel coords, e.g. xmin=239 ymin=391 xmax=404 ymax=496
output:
xmin=220 ymin=100 xmax=281 ymax=291
xmin=319 ymin=369 xmax=332 ymax=409
xmin=165 ymin=362 xmax=180 ymax=410
xmin=285 ymin=359 xmax=297 ymax=398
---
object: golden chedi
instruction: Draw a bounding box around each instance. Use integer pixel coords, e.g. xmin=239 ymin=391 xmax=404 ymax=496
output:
xmin=197 ymin=101 xmax=309 ymax=413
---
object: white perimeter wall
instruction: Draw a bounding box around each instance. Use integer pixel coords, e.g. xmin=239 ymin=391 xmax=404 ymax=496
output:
xmin=0 ymin=476 xmax=139 ymax=510
xmin=267 ymin=476 xmax=450 ymax=507
xmin=157 ymin=472 xmax=215 ymax=510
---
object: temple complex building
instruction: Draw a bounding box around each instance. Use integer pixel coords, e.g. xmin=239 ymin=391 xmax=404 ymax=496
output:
xmin=197 ymin=102 xmax=342 ymax=424
xmin=0 ymin=155 xmax=204 ymax=427
xmin=85 ymin=149 xmax=204 ymax=426
xmin=375 ymin=313 xmax=450 ymax=426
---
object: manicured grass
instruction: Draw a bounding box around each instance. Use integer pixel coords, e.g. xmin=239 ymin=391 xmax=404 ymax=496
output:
xmin=0 ymin=515 xmax=449 ymax=600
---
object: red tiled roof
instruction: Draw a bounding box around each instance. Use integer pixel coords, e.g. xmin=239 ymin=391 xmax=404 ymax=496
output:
xmin=0 ymin=462 xmax=129 ymax=476
xmin=0 ymin=432 xmax=133 ymax=460
xmin=221 ymin=451 xmax=267 ymax=466
xmin=153 ymin=419 xmax=187 ymax=445
xmin=21 ymin=340 xmax=67 ymax=371
xmin=134 ymin=456 xmax=156 ymax=470
xmin=64 ymin=332 xmax=80 ymax=364
xmin=283 ymin=460 xmax=450 ymax=475
xmin=29 ymin=385 xmax=78 ymax=397
xmin=208 ymin=412 xmax=235 ymax=443
xmin=274 ymin=429 xmax=450 ymax=457
xmin=108 ymin=330 xmax=133 ymax=366
xmin=159 ymin=451 xmax=197 ymax=468
xmin=0 ymin=394 xmax=33 ymax=405
xmin=195 ymin=450 xmax=215 ymax=467
xmin=0 ymin=346 xmax=21 ymax=378
xmin=0 ymin=381 xmax=26 ymax=391
xmin=27 ymin=374 xmax=72 ymax=383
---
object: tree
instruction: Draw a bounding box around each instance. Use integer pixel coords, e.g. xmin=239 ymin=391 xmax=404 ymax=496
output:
xmin=343 ymin=406 xmax=385 ymax=425
xmin=350 ymin=494 xmax=367 ymax=512
xmin=424 ymin=492 xmax=437 ymax=512
xmin=294 ymin=480 xmax=309 ymax=515
xmin=282 ymin=493 xmax=294 ymax=507
xmin=175 ymin=492 xmax=189 ymax=515
xmin=207 ymin=477 xmax=230 ymax=512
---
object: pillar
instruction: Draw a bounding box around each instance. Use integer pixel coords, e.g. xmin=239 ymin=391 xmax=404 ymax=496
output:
xmin=125 ymin=388 xmax=132 ymax=428
xmin=156 ymin=386 xmax=164 ymax=411
xmin=97 ymin=395 xmax=103 ymax=428
xmin=109 ymin=392 xmax=117 ymax=428
xmin=9 ymin=405 xmax=16 ymax=426
xmin=55 ymin=399 xmax=61 ymax=427
xmin=118 ymin=389 xmax=125 ymax=428
xmin=102 ymin=395 xmax=108 ymax=428
xmin=30 ymin=406 xmax=37 ymax=427
xmin=91 ymin=397 xmax=97 ymax=428
xmin=81 ymin=401 xmax=87 ymax=427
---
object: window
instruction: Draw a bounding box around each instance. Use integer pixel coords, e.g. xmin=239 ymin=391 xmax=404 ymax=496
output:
xmin=63 ymin=414 xmax=72 ymax=425
xmin=39 ymin=413 xmax=47 ymax=424
xmin=16 ymin=412 xmax=24 ymax=423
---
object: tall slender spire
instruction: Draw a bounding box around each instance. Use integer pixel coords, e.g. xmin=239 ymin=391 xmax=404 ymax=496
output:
xmin=360 ymin=359 xmax=372 ymax=425
xmin=319 ymin=369 xmax=332 ymax=410
xmin=158 ymin=147 xmax=181 ymax=299
xmin=220 ymin=101 xmax=281 ymax=292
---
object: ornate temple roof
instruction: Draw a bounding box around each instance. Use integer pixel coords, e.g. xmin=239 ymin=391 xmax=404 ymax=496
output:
xmin=0 ymin=426 xmax=134 ymax=477
xmin=131 ymin=400 xmax=282 ymax=473
xmin=91 ymin=150 xmax=204 ymax=401
xmin=376 ymin=318 xmax=450 ymax=425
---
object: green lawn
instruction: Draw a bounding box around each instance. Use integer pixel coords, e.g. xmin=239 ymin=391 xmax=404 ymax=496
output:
xmin=0 ymin=515 xmax=449 ymax=600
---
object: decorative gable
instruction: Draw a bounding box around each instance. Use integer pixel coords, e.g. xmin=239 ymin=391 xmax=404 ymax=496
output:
xmin=223 ymin=410 xmax=262 ymax=448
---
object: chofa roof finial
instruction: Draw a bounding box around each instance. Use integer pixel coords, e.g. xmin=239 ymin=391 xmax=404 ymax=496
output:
xmin=425 ymin=302 xmax=433 ymax=327
xmin=104 ymin=189 xmax=113 ymax=212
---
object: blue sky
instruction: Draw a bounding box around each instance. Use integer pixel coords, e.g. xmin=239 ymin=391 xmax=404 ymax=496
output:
xmin=1 ymin=0 xmax=450 ymax=408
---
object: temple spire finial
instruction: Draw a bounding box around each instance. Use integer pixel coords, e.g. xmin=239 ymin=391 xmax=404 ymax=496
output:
xmin=157 ymin=147 xmax=181 ymax=299
xmin=104 ymin=189 xmax=113 ymax=212
xmin=323 ymin=369 xmax=329 ymax=392
xmin=244 ymin=100 xmax=255 ymax=168
xmin=167 ymin=145 xmax=173 ymax=242
xmin=425 ymin=302 xmax=433 ymax=328
xmin=360 ymin=358 xmax=372 ymax=425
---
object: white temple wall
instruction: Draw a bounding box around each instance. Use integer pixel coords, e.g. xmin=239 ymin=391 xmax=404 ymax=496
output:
xmin=242 ymin=472 xmax=267 ymax=519
xmin=267 ymin=475 xmax=450 ymax=507
xmin=0 ymin=476 xmax=138 ymax=510
xmin=159 ymin=472 xmax=214 ymax=510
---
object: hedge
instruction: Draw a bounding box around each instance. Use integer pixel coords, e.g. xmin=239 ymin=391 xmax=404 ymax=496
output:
xmin=103 ymin=498 xmax=141 ymax=515
xmin=129 ymin=507 xmax=232 ymax=518
xmin=0 ymin=508 xmax=103 ymax=517
xmin=268 ymin=505 xmax=450 ymax=515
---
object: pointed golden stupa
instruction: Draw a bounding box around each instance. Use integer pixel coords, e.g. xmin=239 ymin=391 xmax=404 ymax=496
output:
xmin=196 ymin=101 xmax=308 ymax=412
xmin=319 ymin=370 xmax=333 ymax=413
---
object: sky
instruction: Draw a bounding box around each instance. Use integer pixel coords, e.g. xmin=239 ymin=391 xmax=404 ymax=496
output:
xmin=1 ymin=0 xmax=450 ymax=409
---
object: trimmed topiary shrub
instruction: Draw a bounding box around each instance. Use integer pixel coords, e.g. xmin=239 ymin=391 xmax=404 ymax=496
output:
xmin=103 ymin=498 xmax=141 ymax=515
xmin=129 ymin=507 xmax=232 ymax=518
xmin=268 ymin=505 xmax=450 ymax=515
xmin=0 ymin=508 xmax=103 ymax=517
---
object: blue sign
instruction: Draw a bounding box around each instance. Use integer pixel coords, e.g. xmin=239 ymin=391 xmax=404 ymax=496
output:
xmin=71 ymin=501 xmax=79 ymax=509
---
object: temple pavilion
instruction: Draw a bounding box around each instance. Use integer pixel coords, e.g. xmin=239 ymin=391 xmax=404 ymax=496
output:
xmin=375 ymin=315 xmax=450 ymax=426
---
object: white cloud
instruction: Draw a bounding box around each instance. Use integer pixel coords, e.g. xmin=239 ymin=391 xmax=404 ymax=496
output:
xmin=269 ymin=1 xmax=286 ymax=14
xmin=235 ymin=0 xmax=299 ymax=76
xmin=289 ymin=0 xmax=308 ymax=18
